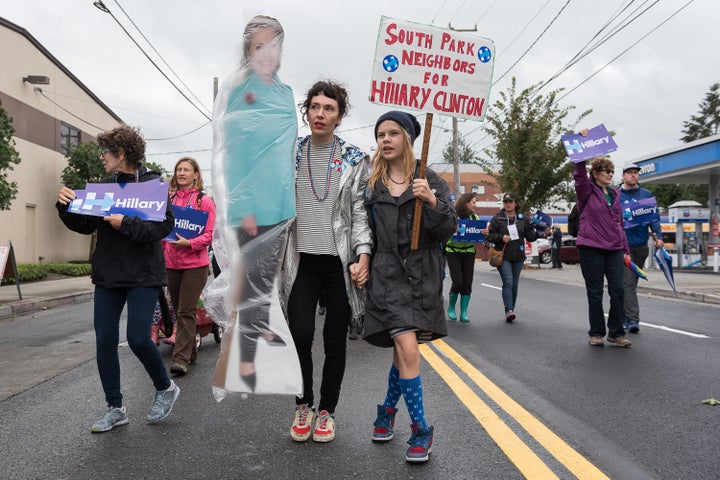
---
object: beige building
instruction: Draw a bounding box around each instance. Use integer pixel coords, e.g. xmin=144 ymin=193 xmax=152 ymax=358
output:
xmin=0 ymin=17 xmax=122 ymax=264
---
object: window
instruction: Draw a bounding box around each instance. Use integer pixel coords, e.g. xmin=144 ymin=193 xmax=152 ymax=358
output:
xmin=458 ymin=185 xmax=466 ymax=194
xmin=60 ymin=123 xmax=80 ymax=155
xmin=472 ymin=185 xmax=485 ymax=194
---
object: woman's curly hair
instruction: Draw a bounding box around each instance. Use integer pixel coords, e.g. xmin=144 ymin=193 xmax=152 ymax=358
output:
xmin=589 ymin=156 xmax=615 ymax=183
xmin=97 ymin=125 xmax=146 ymax=169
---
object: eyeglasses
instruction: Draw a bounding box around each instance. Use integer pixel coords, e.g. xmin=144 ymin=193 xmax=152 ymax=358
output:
xmin=99 ymin=149 xmax=111 ymax=155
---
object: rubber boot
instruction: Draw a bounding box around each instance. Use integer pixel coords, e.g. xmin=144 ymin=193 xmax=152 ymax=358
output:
xmin=460 ymin=295 xmax=471 ymax=323
xmin=447 ymin=292 xmax=458 ymax=321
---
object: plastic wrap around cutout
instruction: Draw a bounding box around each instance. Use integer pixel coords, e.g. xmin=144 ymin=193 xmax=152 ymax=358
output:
xmin=204 ymin=17 xmax=301 ymax=399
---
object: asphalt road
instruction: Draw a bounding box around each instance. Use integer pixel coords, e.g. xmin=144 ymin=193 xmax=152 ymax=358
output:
xmin=1 ymin=270 xmax=718 ymax=479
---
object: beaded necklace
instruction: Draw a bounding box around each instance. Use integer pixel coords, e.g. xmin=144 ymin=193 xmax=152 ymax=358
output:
xmin=306 ymin=136 xmax=337 ymax=202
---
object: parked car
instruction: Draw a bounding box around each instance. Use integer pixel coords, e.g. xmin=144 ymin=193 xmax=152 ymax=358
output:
xmin=538 ymin=236 xmax=579 ymax=264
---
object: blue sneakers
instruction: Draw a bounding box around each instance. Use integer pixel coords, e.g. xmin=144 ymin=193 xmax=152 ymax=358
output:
xmin=405 ymin=423 xmax=433 ymax=463
xmin=90 ymin=406 xmax=129 ymax=433
xmin=147 ymin=380 xmax=180 ymax=423
xmin=372 ymin=404 xmax=398 ymax=442
xmin=627 ymin=321 xmax=640 ymax=333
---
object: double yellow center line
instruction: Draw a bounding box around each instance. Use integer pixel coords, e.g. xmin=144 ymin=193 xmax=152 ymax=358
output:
xmin=420 ymin=339 xmax=610 ymax=479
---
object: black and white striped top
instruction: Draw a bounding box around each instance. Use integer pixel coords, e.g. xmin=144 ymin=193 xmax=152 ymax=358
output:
xmin=295 ymin=138 xmax=341 ymax=255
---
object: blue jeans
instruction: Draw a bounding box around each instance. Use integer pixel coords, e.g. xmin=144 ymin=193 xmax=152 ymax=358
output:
xmin=578 ymin=246 xmax=625 ymax=338
xmin=94 ymin=286 xmax=171 ymax=408
xmin=497 ymin=259 xmax=524 ymax=313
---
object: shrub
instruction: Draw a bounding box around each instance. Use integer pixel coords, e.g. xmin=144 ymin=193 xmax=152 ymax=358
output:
xmin=0 ymin=262 xmax=91 ymax=285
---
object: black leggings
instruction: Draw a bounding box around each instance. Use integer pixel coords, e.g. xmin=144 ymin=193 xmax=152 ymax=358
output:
xmin=288 ymin=253 xmax=351 ymax=413
xmin=446 ymin=251 xmax=475 ymax=295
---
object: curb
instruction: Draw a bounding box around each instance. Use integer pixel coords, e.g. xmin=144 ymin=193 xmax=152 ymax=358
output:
xmin=637 ymin=286 xmax=720 ymax=305
xmin=0 ymin=291 xmax=93 ymax=320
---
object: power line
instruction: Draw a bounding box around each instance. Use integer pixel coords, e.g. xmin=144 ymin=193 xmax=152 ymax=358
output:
xmin=535 ymin=0 xmax=660 ymax=96
xmin=473 ymin=0 xmax=500 ymax=26
xmin=92 ymin=1 xmax=211 ymax=121
xmin=430 ymin=0 xmax=450 ymax=25
xmin=146 ymin=148 xmax=211 ymax=156
xmin=33 ymin=87 xmax=105 ymax=131
xmin=493 ymin=0 xmax=572 ymax=85
xmin=556 ymin=0 xmax=694 ymax=102
xmin=448 ymin=0 xmax=470 ymax=26
xmin=145 ymin=121 xmax=211 ymax=141
xmin=110 ymin=0 xmax=211 ymax=116
xmin=500 ymin=0 xmax=553 ymax=55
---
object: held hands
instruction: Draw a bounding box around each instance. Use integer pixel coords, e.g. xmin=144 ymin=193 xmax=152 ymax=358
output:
xmin=57 ymin=187 xmax=76 ymax=205
xmin=411 ymin=178 xmax=437 ymax=209
xmin=349 ymin=253 xmax=370 ymax=289
xmin=503 ymin=234 xmax=512 ymax=244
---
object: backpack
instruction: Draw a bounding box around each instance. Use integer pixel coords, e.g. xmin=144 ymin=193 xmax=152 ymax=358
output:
xmin=567 ymin=203 xmax=582 ymax=237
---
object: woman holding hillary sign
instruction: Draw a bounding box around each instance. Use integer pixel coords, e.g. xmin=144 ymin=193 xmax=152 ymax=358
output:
xmin=163 ymin=157 xmax=216 ymax=376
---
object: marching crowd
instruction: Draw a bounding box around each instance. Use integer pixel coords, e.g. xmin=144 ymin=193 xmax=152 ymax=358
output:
xmin=53 ymin=14 xmax=662 ymax=466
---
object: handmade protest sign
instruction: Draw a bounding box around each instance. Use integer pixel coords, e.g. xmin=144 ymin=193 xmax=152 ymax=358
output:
xmin=370 ymin=16 xmax=495 ymax=120
xmin=164 ymin=205 xmax=209 ymax=241
xmin=450 ymin=219 xmax=487 ymax=243
xmin=561 ymin=124 xmax=618 ymax=163
xmin=370 ymin=16 xmax=495 ymax=248
xmin=68 ymin=178 xmax=168 ymax=221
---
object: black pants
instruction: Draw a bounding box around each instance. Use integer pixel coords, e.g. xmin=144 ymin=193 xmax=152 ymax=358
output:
xmin=551 ymin=247 xmax=562 ymax=268
xmin=446 ymin=251 xmax=475 ymax=295
xmin=288 ymin=253 xmax=350 ymax=413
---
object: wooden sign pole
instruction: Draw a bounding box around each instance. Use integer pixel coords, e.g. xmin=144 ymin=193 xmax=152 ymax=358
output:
xmin=410 ymin=113 xmax=434 ymax=250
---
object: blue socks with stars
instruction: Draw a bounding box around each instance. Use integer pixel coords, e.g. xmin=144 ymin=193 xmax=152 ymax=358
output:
xmin=383 ymin=364 xmax=402 ymax=408
xmin=399 ymin=375 xmax=427 ymax=429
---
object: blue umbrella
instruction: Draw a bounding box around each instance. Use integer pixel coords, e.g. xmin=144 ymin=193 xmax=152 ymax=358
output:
xmin=653 ymin=243 xmax=678 ymax=297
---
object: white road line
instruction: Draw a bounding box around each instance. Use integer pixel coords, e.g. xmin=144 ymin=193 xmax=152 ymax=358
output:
xmin=478 ymin=284 xmax=710 ymax=338
xmin=638 ymin=322 xmax=709 ymax=338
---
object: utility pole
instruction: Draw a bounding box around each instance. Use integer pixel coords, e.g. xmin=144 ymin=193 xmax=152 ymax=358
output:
xmin=448 ymin=24 xmax=477 ymax=195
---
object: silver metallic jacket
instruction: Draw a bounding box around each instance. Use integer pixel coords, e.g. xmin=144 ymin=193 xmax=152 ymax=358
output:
xmin=279 ymin=136 xmax=374 ymax=323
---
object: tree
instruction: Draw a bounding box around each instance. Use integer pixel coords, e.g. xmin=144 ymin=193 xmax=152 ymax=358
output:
xmin=477 ymin=77 xmax=591 ymax=211
xmin=144 ymin=160 xmax=168 ymax=180
xmin=644 ymin=183 xmax=707 ymax=208
xmin=0 ymin=100 xmax=21 ymax=211
xmin=680 ymin=82 xmax=720 ymax=142
xmin=61 ymin=140 xmax=105 ymax=189
xmin=442 ymin=136 xmax=477 ymax=164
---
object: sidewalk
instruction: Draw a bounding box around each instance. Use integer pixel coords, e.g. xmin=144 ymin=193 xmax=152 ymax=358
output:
xmin=2 ymin=262 xmax=720 ymax=321
xmin=0 ymin=276 xmax=93 ymax=320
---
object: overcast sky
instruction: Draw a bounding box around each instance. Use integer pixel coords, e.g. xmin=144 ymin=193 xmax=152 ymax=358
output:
xmin=3 ymin=0 xmax=717 ymax=182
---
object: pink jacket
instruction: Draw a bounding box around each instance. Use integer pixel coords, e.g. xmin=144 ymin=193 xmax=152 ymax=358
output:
xmin=163 ymin=189 xmax=216 ymax=270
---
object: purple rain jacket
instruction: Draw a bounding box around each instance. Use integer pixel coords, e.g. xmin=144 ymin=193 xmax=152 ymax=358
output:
xmin=573 ymin=161 xmax=629 ymax=254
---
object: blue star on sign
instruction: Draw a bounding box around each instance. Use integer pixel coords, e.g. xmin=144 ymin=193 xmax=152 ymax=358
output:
xmin=382 ymin=55 xmax=399 ymax=72
xmin=477 ymin=46 xmax=492 ymax=63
